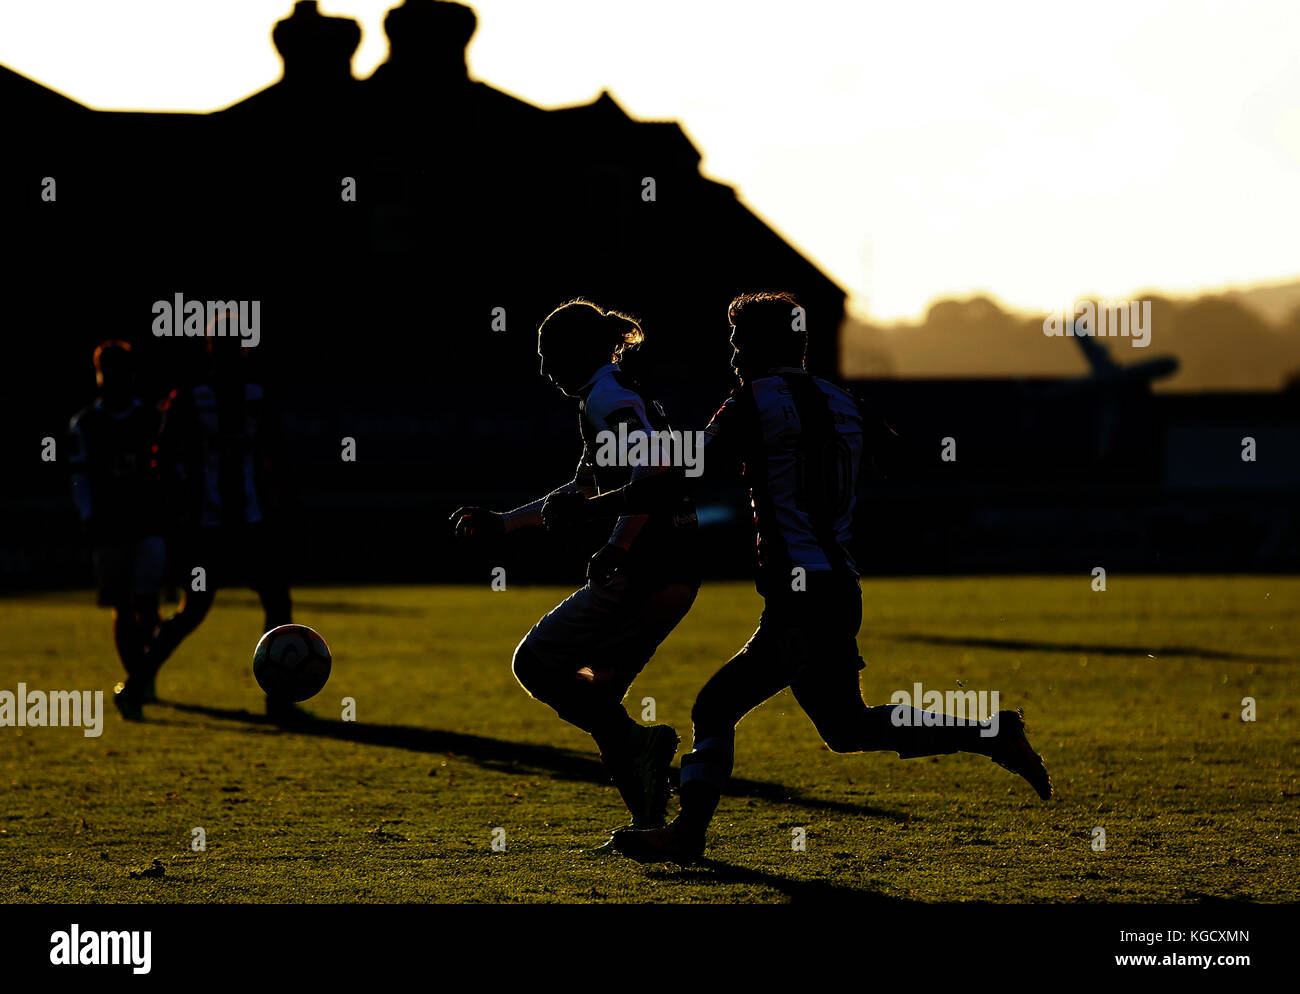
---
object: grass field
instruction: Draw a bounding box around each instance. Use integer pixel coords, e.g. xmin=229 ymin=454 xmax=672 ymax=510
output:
xmin=2 ymin=576 xmax=1297 ymax=904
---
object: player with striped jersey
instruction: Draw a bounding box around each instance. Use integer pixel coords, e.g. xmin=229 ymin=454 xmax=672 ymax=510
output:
xmin=545 ymin=292 xmax=1052 ymax=866
xmin=67 ymin=341 xmax=167 ymax=719
xmin=452 ymin=299 xmax=699 ymax=845
xmin=149 ymin=324 xmax=297 ymax=720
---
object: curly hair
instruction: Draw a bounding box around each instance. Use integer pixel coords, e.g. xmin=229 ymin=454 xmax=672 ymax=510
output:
xmin=538 ymin=298 xmax=645 ymax=362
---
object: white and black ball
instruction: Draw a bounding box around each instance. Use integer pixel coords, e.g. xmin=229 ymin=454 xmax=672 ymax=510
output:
xmin=253 ymin=624 xmax=332 ymax=702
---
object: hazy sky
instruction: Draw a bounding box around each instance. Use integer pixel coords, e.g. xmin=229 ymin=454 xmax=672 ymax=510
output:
xmin=3 ymin=0 xmax=1297 ymax=321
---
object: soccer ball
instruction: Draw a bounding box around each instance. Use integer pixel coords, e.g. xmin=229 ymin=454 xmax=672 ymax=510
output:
xmin=252 ymin=624 xmax=332 ymax=702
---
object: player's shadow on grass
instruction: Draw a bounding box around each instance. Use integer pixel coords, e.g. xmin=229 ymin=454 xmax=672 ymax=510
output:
xmin=884 ymin=633 xmax=1287 ymax=663
xmin=165 ymin=701 xmax=911 ymax=823
xmin=219 ymin=593 xmax=427 ymax=617
xmin=657 ymin=857 xmax=913 ymax=904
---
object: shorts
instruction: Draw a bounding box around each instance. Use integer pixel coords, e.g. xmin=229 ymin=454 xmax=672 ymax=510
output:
xmin=521 ymin=574 xmax=698 ymax=685
xmin=691 ymin=572 xmax=865 ymax=731
xmin=93 ymin=536 xmax=166 ymax=607
xmin=748 ymin=573 xmax=864 ymax=681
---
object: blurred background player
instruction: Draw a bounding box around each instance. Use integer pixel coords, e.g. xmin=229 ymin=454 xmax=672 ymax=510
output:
xmin=451 ymin=299 xmax=700 ymax=849
xmin=67 ymin=341 xmax=167 ymax=720
xmin=149 ymin=314 xmax=299 ymax=722
xmin=546 ymin=292 xmax=1053 ymax=866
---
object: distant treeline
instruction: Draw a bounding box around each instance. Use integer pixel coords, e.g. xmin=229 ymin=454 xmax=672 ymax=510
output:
xmin=843 ymin=284 xmax=1300 ymax=391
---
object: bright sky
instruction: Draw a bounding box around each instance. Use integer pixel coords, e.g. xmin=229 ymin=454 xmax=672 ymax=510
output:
xmin=3 ymin=0 xmax=1298 ymax=321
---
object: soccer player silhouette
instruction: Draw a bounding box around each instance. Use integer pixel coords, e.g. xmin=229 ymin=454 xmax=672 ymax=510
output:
xmin=545 ymin=292 xmax=1053 ymax=866
xmin=67 ymin=341 xmax=167 ymax=719
xmin=452 ymin=299 xmax=700 ymax=848
xmin=147 ymin=316 xmax=298 ymax=722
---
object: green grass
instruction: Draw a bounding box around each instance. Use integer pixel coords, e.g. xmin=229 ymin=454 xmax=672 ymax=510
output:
xmin=1 ymin=577 xmax=1297 ymax=904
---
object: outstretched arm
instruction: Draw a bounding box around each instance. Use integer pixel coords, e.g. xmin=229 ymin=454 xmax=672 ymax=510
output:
xmin=451 ymin=453 xmax=597 ymax=541
xmin=500 ymin=472 xmax=597 ymax=534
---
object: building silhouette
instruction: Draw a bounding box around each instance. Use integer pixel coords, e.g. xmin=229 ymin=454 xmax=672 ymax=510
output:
xmin=1 ymin=0 xmax=848 ymax=585
xmin=1 ymin=1 xmax=1294 ymax=585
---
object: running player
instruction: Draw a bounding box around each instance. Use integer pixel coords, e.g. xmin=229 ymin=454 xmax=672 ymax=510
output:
xmin=451 ymin=299 xmax=700 ymax=844
xmin=544 ymin=292 xmax=1052 ymax=866
xmin=149 ymin=317 xmax=298 ymax=721
xmin=67 ymin=341 xmax=168 ymax=720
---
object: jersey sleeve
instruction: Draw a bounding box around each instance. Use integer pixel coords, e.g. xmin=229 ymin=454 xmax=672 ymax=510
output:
xmin=585 ymin=380 xmax=652 ymax=439
xmin=582 ymin=378 xmax=660 ymax=499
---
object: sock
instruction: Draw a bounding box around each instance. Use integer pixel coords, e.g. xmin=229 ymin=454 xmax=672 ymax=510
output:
xmin=678 ymin=733 xmax=734 ymax=831
xmin=866 ymin=704 xmax=1002 ymax=758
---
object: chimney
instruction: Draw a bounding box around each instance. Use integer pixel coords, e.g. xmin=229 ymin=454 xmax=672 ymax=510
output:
xmin=272 ymin=1 xmax=362 ymax=86
xmin=381 ymin=0 xmax=477 ymax=83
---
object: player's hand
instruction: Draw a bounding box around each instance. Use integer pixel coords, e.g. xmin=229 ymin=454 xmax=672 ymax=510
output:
xmin=587 ymin=543 xmax=630 ymax=587
xmin=541 ymin=491 xmax=594 ymax=532
xmin=449 ymin=506 xmax=505 ymax=541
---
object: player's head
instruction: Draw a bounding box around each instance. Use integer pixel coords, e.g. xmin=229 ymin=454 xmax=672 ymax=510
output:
xmin=537 ymin=298 xmax=644 ymax=396
xmin=92 ymin=340 xmax=134 ymax=400
xmin=727 ymin=291 xmax=805 ymax=382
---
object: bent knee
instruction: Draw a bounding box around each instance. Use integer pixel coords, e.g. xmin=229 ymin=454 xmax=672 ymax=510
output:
xmin=807 ymin=706 xmax=872 ymax=754
xmin=817 ymin=730 xmax=863 ymax=754
xmin=811 ymin=712 xmax=863 ymax=753
xmin=511 ymin=639 xmax=551 ymax=698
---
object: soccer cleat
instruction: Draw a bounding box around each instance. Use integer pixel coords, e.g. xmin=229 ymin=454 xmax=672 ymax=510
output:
xmin=113 ymin=680 xmax=145 ymax=722
xmin=576 ymin=835 xmax=620 ymax=857
xmin=986 ymin=708 xmax=1053 ymax=800
xmin=601 ymin=723 xmax=680 ymax=827
xmin=577 ymin=809 xmax=677 ymax=857
xmin=612 ymin=814 xmax=707 ymax=867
